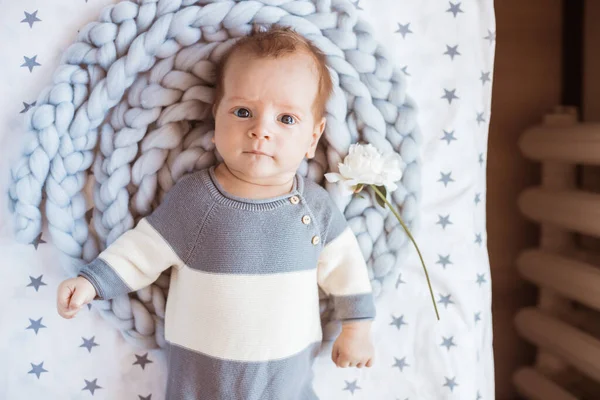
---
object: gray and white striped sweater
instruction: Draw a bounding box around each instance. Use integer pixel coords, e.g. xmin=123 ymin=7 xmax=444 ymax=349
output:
xmin=79 ymin=165 xmax=376 ymax=400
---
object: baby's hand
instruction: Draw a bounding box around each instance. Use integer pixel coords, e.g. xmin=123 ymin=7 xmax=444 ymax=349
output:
xmin=331 ymin=320 xmax=375 ymax=368
xmin=56 ymin=277 xmax=97 ymax=319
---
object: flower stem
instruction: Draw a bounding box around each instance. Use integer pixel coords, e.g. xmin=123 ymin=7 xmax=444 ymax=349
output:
xmin=370 ymin=185 xmax=440 ymax=321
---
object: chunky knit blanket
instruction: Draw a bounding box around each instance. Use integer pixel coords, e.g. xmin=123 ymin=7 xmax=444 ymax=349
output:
xmin=8 ymin=0 xmax=420 ymax=349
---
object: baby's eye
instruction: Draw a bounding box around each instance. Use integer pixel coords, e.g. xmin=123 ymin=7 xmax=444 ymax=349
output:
xmin=280 ymin=115 xmax=296 ymax=125
xmin=234 ymin=108 xmax=251 ymax=118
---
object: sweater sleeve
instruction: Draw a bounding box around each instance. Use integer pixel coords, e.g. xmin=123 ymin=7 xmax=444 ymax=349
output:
xmin=316 ymin=200 xmax=376 ymax=322
xmin=79 ymin=175 xmax=198 ymax=300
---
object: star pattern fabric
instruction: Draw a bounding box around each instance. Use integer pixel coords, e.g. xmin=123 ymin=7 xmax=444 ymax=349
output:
xmin=393 ymin=357 xmax=410 ymax=372
xmin=26 ymin=317 xmax=47 ymax=335
xmin=80 ymin=337 xmax=99 ymax=353
xmin=395 ymin=23 xmax=413 ymax=38
xmin=442 ymin=88 xmax=459 ymax=104
xmin=133 ymin=353 xmax=154 ymax=370
xmin=390 ymin=314 xmax=407 ymax=330
xmin=1 ymin=1 xmax=495 ymax=399
xmin=26 ymin=275 xmax=47 ymax=291
xmin=21 ymin=55 xmax=41 ymax=72
xmin=444 ymin=44 xmax=461 ymax=60
xmin=21 ymin=11 xmax=41 ymax=28
xmin=28 ymin=362 xmax=48 ymax=379
xmin=447 ymin=2 xmax=464 ymax=18
xmin=82 ymin=379 xmax=102 ymax=395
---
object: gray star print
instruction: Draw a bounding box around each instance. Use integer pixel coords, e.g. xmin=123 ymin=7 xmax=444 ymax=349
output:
xmin=396 ymin=273 xmax=406 ymax=288
xmin=480 ymin=71 xmax=491 ymax=85
xmin=139 ymin=395 xmax=152 ymax=400
xmin=401 ymin=65 xmax=410 ymax=76
xmin=438 ymin=171 xmax=454 ymax=187
xmin=21 ymin=55 xmax=41 ymax=72
xmin=31 ymin=233 xmax=46 ymax=249
xmin=443 ymin=376 xmax=459 ymax=392
xmin=441 ymin=336 xmax=457 ymax=351
xmin=21 ymin=11 xmax=41 ymax=28
xmin=478 ymin=153 xmax=484 ymax=166
xmin=28 ymin=362 xmax=48 ymax=379
xmin=80 ymin=336 xmax=99 ymax=353
xmin=447 ymin=2 xmax=464 ymax=18
xmin=442 ymin=89 xmax=459 ymax=104
xmin=476 ymin=273 xmax=487 ymax=286
xmin=27 ymin=275 xmax=47 ymax=291
xmin=351 ymin=0 xmax=363 ymax=10
xmin=436 ymin=254 xmax=452 ymax=269
xmin=475 ymin=233 xmax=483 ymax=245
xmin=476 ymin=112 xmax=486 ymax=125
xmin=441 ymin=130 xmax=457 ymax=145
xmin=134 ymin=353 xmax=153 ymax=370
xmin=82 ymin=378 xmax=102 ymax=395
xmin=444 ymin=45 xmax=461 ymax=60
xmin=474 ymin=193 xmax=481 ymax=205
xmin=26 ymin=317 xmax=46 ymax=335
xmin=437 ymin=214 xmax=452 ymax=229
xmin=396 ymin=23 xmax=413 ymax=38
xmin=393 ymin=357 xmax=410 ymax=372
xmin=476 ymin=390 xmax=482 ymax=400
xmin=343 ymin=379 xmax=361 ymax=395
xmin=484 ymin=29 xmax=496 ymax=45
xmin=474 ymin=311 xmax=482 ymax=323
xmin=438 ymin=294 xmax=454 ymax=308
xmin=20 ymin=101 xmax=36 ymax=114
xmin=390 ymin=315 xmax=407 ymax=330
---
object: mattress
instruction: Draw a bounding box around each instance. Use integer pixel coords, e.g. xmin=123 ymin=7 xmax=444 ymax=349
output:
xmin=0 ymin=0 xmax=495 ymax=398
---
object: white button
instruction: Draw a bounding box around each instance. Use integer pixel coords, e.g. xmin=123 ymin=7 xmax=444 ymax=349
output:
xmin=290 ymin=196 xmax=300 ymax=205
xmin=312 ymin=235 xmax=320 ymax=245
xmin=302 ymin=215 xmax=311 ymax=225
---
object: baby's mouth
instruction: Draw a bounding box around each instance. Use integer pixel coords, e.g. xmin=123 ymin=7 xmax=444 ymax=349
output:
xmin=245 ymin=150 xmax=271 ymax=157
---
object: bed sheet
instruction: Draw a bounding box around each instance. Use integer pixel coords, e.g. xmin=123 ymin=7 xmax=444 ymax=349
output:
xmin=0 ymin=0 xmax=495 ymax=399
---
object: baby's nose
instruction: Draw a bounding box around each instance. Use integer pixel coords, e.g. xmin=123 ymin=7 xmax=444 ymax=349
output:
xmin=252 ymin=131 xmax=271 ymax=140
xmin=249 ymin=120 xmax=272 ymax=140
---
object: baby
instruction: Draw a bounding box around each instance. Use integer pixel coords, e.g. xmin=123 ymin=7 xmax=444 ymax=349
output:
xmin=57 ymin=25 xmax=376 ymax=400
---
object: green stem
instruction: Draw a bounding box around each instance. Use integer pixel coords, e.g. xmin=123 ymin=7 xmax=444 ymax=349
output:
xmin=370 ymin=185 xmax=440 ymax=321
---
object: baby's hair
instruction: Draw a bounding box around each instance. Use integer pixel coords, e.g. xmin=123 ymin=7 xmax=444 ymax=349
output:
xmin=213 ymin=25 xmax=333 ymax=121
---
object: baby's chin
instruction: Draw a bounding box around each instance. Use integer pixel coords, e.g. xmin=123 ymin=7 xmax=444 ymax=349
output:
xmin=231 ymin=156 xmax=282 ymax=179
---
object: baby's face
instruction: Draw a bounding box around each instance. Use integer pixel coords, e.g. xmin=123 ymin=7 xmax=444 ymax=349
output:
xmin=213 ymin=51 xmax=325 ymax=185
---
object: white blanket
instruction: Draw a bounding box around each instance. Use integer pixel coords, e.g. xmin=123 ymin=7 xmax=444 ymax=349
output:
xmin=0 ymin=0 xmax=495 ymax=398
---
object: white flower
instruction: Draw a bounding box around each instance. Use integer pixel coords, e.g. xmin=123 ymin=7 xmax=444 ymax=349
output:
xmin=325 ymin=143 xmax=439 ymax=320
xmin=325 ymin=143 xmax=404 ymax=195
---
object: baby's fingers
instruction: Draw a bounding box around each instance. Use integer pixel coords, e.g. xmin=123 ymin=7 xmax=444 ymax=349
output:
xmin=335 ymin=352 xmax=351 ymax=368
xmin=331 ymin=343 xmax=340 ymax=365
xmin=350 ymin=357 xmax=374 ymax=369
xmin=57 ymin=279 xmax=79 ymax=318
xmin=69 ymin=285 xmax=90 ymax=310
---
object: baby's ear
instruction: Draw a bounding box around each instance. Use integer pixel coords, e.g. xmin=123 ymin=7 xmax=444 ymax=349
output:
xmin=307 ymin=117 xmax=327 ymax=159
xmin=317 ymin=117 xmax=326 ymax=136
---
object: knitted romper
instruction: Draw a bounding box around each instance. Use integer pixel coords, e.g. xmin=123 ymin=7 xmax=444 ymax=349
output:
xmin=79 ymin=165 xmax=376 ymax=400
